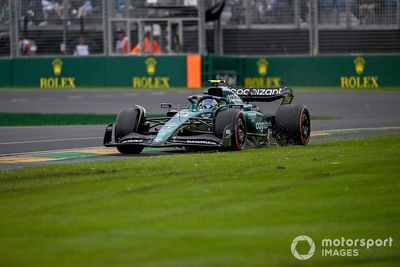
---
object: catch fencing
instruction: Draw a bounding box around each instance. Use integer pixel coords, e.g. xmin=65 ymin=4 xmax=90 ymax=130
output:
xmin=0 ymin=0 xmax=399 ymax=58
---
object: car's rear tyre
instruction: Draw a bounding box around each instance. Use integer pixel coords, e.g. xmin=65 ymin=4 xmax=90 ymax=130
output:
xmin=214 ymin=109 xmax=246 ymax=150
xmin=274 ymin=104 xmax=310 ymax=146
xmin=115 ymin=107 xmax=144 ymax=154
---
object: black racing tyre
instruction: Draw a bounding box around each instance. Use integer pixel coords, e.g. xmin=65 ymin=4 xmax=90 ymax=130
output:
xmin=274 ymin=104 xmax=310 ymax=146
xmin=115 ymin=107 xmax=144 ymax=154
xmin=116 ymin=145 xmax=144 ymax=154
xmin=214 ymin=109 xmax=246 ymax=151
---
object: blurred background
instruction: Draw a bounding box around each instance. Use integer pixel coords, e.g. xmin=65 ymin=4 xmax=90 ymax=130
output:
xmin=0 ymin=0 xmax=399 ymax=57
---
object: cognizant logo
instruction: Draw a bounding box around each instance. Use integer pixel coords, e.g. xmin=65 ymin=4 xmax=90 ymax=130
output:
xmin=291 ymin=235 xmax=316 ymax=260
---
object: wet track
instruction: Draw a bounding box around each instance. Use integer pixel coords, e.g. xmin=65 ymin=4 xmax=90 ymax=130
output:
xmin=0 ymin=89 xmax=399 ymax=163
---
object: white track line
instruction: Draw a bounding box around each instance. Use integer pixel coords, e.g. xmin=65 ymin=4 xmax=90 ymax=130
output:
xmin=150 ymin=92 xmax=166 ymax=95
xmin=95 ymin=94 xmax=112 ymax=98
xmin=317 ymin=126 xmax=400 ymax=133
xmin=11 ymin=98 xmax=27 ymax=103
xmin=67 ymin=95 xmax=83 ymax=99
xmin=124 ymin=93 xmax=138 ymax=97
xmin=0 ymin=137 xmax=102 ymax=146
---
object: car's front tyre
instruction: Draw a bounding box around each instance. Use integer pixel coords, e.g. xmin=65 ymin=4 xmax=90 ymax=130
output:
xmin=115 ymin=107 xmax=145 ymax=154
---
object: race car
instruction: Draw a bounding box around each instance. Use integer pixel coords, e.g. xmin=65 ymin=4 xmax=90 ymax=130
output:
xmin=103 ymin=80 xmax=310 ymax=154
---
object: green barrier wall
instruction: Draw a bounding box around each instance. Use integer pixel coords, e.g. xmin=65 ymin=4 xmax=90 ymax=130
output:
xmin=2 ymin=56 xmax=186 ymax=89
xmin=104 ymin=56 xmax=186 ymax=88
xmin=0 ymin=59 xmax=12 ymax=87
xmin=204 ymin=55 xmax=400 ymax=88
xmin=2 ymin=55 xmax=399 ymax=88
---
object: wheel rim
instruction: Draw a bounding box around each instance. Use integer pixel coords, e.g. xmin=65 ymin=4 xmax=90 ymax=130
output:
xmin=237 ymin=118 xmax=246 ymax=147
xmin=301 ymin=112 xmax=310 ymax=143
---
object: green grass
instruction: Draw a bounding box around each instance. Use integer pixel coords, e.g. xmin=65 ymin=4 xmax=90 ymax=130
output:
xmin=0 ymin=113 xmax=337 ymax=126
xmin=0 ymin=135 xmax=399 ymax=267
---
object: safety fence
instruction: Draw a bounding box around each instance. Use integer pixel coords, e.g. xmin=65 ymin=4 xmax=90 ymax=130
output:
xmin=1 ymin=55 xmax=400 ymax=88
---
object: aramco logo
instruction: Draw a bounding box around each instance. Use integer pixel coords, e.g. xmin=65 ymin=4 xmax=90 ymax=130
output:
xmin=291 ymin=235 xmax=316 ymax=260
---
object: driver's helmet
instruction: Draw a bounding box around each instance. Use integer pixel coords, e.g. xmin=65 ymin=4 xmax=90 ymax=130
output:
xmin=199 ymin=98 xmax=218 ymax=110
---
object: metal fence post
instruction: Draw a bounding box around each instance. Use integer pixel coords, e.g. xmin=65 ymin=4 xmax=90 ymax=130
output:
xmin=245 ymin=0 xmax=250 ymax=28
xmin=398 ymin=0 xmax=400 ymax=28
xmin=10 ymin=0 xmax=18 ymax=58
xmin=309 ymin=0 xmax=319 ymax=55
xmin=346 ymin=0 xmax=351 ymax=29
xmin=103 ymin=0 xmax=108 ymax=55
xmin=295 ymin=0 xmax=300 ymax=28
xmin=198 ymin=1 xmax=206 ymax=54
xmin=62 ymin=0 xmax=68 ymax=54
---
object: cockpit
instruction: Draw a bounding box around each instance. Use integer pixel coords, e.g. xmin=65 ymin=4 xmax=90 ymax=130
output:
xmin=198 ymin=98 xmax=219 ymax=110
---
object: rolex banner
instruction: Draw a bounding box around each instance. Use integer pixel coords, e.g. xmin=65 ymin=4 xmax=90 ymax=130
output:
xmin=4 ymin=56 xmax=187 ymax=88
xmin=1 ymin=55 xmax=400 ymax=88
xmin=204 ymin=55 xmax=400 ymax=88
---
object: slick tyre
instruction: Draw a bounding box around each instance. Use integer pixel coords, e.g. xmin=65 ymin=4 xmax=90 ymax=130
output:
xmin=214 ymin=109 xmax=246 ymax=151
xmin=274 ymin=104 xmax=310 ymax=146
xmin=115 ymin=107 xmax=144 ymax=154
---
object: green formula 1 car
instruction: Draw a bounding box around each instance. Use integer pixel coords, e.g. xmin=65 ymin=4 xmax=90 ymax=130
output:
xmin=103 ymin=80 xmax=310 ymax=154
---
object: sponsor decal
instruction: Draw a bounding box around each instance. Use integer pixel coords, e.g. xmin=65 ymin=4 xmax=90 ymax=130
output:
xmin=186 ymin=140 xmax=218 ymax=145
xmin=122 ymin=139 xmax=144 ymax=143
xmin=145 ymin=57 xmax=157 ymax=75
xmin=257 ymin=59 xmax=268 ymax=76
xmin=340 ymin=57 xmax=379 ymax=88
xmin=227 ymin=94 xmax=242 ymax=103
xmin=52 ymin=58 xmax=63 ymax=75
xmin=201 ymin=113 xmax=212 ymax=118
xmin=132 ymin=57 xmax=170 ymax=89
xmin=231 ymin=88 xmax=283 ymax=96
xmin=256 ymin=122 xmax=269 ymax=130
xmin=40 ymin=59 xmax=76 ymax=89
xmin=244 ymin=58 xmax=281 ymax=87
xmin=291 ymin=235 xmax=394 ymax=260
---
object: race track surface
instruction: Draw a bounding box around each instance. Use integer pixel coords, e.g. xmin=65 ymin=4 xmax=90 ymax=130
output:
xmin=0 ymin=89 xmax=399 ymax=166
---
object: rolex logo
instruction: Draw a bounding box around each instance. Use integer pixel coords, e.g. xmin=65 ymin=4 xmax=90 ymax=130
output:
xmin=52 ymin=59 xmax=63 ymax=76
xmin=257 ymin=59 xmax=268 ymax=76
xmin=145 ymin=57 xmax=157 ymax=76
xmin=354 ymin=57 xmax=366 ymax=75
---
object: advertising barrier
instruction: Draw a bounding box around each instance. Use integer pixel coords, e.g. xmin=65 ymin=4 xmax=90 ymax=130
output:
xmin=1 ymin=55 xmax=399 ymax=89
xmin=203 ymin=55 xmax=400 ymax=88
xmin=0 ymin=60 xmax=12 ymax=87
xmin=1 ymin=56 xmax=188 ymax=89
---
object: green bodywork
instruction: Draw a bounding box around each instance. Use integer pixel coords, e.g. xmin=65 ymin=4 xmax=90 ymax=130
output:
xmin=152 ymin=85 xmax=270 ymax=145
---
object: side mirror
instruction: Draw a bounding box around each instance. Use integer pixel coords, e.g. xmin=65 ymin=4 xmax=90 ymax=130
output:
xmin=161 ymin=103 xmax=172 ymax=109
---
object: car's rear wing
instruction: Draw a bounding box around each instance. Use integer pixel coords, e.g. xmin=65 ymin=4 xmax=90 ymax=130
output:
xmin=232 ymin=87 xmax=294 ymax=105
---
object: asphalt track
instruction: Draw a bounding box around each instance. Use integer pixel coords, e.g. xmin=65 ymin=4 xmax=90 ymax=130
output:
xmin=0 ymin=89 xmax=399 ymax=166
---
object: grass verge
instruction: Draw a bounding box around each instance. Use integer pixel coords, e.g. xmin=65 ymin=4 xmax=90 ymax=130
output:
xmin=0 ymin=135 xmax=399 ymax=267
xmin=0 ymin=113 xmax=337 ymax=126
